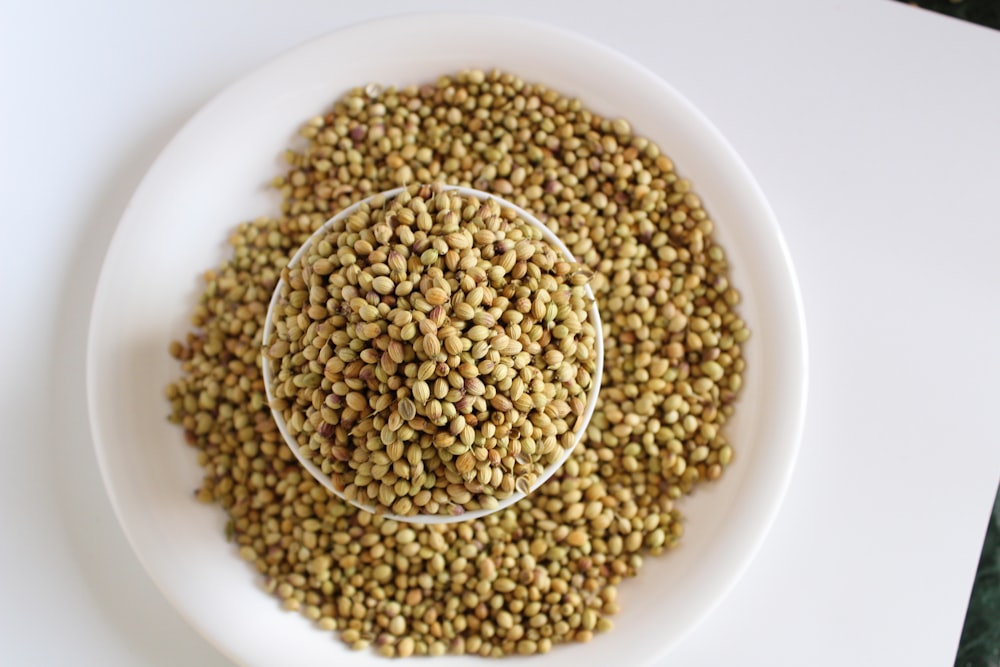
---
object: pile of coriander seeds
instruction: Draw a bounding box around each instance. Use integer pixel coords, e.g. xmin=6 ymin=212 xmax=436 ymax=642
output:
xmin=263 ymin=183 xmax=599 ymax=518
xmin=166 ymin=68 xmax=749 ymax=658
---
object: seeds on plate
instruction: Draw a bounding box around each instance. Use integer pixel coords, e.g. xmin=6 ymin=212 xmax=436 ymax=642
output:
xmin=166 ymin=68 xmax=749 ymax=657
xmin=262 ymin=183 xmax=598 ymax=516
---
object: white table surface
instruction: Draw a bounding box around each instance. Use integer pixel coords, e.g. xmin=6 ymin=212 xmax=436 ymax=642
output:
xmin=3 ymin=0 xmax=999 ymax=665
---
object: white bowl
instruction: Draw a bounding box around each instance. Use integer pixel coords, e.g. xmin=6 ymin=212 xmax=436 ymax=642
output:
xmin=261 ymin=185 xmax=605 ymax=524
xmin=87 ymin=14 xmax=807 ymax=667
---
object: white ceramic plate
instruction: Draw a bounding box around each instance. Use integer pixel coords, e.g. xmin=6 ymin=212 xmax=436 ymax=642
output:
xmin=88 ymin=14 xmax=807 ymax=667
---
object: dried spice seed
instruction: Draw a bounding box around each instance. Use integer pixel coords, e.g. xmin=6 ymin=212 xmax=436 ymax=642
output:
xmin=166 ymin=68 xmax=749 ymax=659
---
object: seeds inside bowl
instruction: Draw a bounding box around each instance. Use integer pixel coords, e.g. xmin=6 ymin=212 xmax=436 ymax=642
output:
xmin=166 ymin=68 xmax=749 ymax=658
xmin=262 ymin=183 xmax=599 ymax=517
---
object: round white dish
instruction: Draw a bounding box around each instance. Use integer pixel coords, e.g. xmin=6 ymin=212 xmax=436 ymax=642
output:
xmin=87 ymin=14 xmax=807 ymax=667
xmin=262 ymin=185 xmax=605 ymax=524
